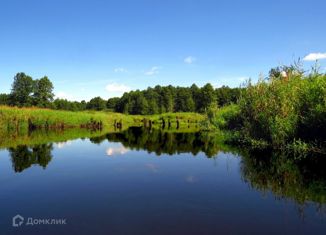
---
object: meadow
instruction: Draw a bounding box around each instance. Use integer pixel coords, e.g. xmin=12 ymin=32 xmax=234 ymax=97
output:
xmin=0 ymin=105 xmax=205 ymax=135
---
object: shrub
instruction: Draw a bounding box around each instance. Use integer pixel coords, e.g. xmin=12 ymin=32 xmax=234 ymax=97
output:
xmin=238 ymin=66 xmax=326 ymax=148
xmin=208 ymin=104 xmax=241 ymax=130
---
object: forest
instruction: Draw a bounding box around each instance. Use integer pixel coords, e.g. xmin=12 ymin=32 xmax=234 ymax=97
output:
xmin=0 ymin=72 xmax=241 ymax=114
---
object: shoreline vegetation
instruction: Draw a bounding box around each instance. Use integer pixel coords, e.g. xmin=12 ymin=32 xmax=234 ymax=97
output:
xmin=205 ymin=63 xmax=326 ymax=154
xmin=0 ymin=105 xmax=204 ymax=134
xmin=1 ymin=61 xmax=326 ymax=154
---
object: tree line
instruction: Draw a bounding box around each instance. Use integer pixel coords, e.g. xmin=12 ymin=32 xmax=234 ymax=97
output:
xmin=0 ymin=72 xmax=242 ymax=114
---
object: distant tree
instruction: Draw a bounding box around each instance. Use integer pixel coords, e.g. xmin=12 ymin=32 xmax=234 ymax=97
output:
xmin=198 ymin=83 xmax=216 ymax=112
xmin=33 ymin=76 xmax=54 ymax=107
xmin=53 ymin=99 xmax=70 ymax=110
xmin=87 ymin=97 xmax=106 ymax=110
xmin=0 ymin=93 xmax=10 ymax=105
xmin=144 ymin=88 xmax=159 ymax=114
xmin=80 ymin=100 xmax=87 ymax=110
xmin=107 ymin=97 xmax=120 ymax=110
xmin=10 ymin=73 xmax=34 ymax=106
xmin=160 ymin=87 xmax=174 ymax=113
xmin=190 ymin=84 xmax=200 ymax=112
xmin=175 ymin=88 xmax=195 ymax=112
xmin=133 ymin=92 xmax=149 ymax=115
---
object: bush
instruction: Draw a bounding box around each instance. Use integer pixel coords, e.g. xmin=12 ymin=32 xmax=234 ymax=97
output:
xmin=208 ymin=104 xmax=241 ymax=130
xmin=238 ymin=67 xmax=326 ymax=147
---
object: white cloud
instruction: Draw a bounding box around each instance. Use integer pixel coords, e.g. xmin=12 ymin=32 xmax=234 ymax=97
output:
xmin=184 ymin=56 xmax=196 ymax=64
xmin=105 ymin=83 xmax=131 ymax=93
xmin=114 ymin=67 xmax=127 ymax=73
xmin=303 ymin=52 xmax=326 ymax=61
xmin=145 ymin=66 xmax=160 ymax=76
xmin=55 ymin=91 xmax=75 ymax=100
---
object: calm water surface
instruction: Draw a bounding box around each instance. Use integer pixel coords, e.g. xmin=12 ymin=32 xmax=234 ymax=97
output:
xmin=0 ymin=128 xmax=325 ymax=235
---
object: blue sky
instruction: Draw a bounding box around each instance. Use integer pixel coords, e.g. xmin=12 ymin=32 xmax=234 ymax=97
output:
xmin=1 ymin=0 xmax=325 ymax=101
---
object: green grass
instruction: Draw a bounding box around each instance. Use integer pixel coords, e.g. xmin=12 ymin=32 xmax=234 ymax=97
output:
xmin=0 ymin=106 xmax=205 ymax=134
xmin=0 ymin=105 xmax=139 ymax=133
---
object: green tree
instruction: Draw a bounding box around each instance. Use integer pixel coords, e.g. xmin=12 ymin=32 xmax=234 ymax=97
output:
xmin=175 ymin=88 xmax=195 ymax=112
xmin=10 ymin=73 xmax=34 ymax=107
xmin=198 ymin=83 xmax=216 ymax=112
xmin=107 ymin=97 xmax=120 ymax=110
xmin=190 ymin=84 xmax=200 ymax=112
xmin=144 ymin=88 xmax=159 ymax=114
xmin=133 ymin=92 xmax=149 ymax=114
xmin=0 ymin=93 xmax=9 ymax=105
xmin=161 ymin=87 xmax=174 ymax=113
xmin=87 ymin=97 xmax=106 ymax=110
xmin=33 ymin=76 xmax=54 ymax=107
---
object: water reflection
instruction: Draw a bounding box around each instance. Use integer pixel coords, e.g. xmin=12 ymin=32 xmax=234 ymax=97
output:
xmin=5 ymin=127 xmax=326 ymax=210
xmin=98 ymin=127 xmax=232 ymax=157
xmin=240 ymin=149 xmax=326 ymax=211
xmin=8 ymin=143 xmax=53 ymax=172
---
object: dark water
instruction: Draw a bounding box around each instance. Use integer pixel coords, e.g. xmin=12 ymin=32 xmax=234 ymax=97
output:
xmin=0 ymin=127 xmax=325 ymax=235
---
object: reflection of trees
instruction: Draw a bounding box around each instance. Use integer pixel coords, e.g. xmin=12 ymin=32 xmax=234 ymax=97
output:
xmin=103 ymin=127 xmax=228 ymax=157
xmin=240 ymin=149 xmax=326 ymax=216
xmin=9 ymin=144 xmax=53 ymax=173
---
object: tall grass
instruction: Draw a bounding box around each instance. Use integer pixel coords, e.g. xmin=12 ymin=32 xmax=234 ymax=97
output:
xmin=239 ymin=72 xmax=326 ymax=148
xmin=208 ymin=68 xmax=326 ymax=152
xmin=0 ymin=106 xmax=205 ymax=134
xmin=0 ymin=106 xmax=137 ymax=133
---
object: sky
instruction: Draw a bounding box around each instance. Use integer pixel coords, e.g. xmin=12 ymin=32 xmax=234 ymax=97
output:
xmin=0 ymin=0 xmax=326 ymax=101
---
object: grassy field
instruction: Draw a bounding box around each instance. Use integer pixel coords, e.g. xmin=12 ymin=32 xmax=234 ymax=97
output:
xmin=0 ymin=106 xmax=205 ymax=134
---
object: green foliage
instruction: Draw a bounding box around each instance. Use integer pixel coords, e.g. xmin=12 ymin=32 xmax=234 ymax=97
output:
xmin=215 ymin=86 xmax=242 ymax=106
xmin=107 ymin=97 xmax=120 ymax=110
xmin=53 ymin=99 xmax=86 ymax=111
xmin=241 ymin=149 xmax=326 ymax=205
xmin=10 ymin=73 xmax=34 ymax=107
xmin=239 ymin=68 xmax=326 ymax=147
xmin=3 ymin=73 xmax=241 ymax=114
xmin=197 ymin=83 xmax=216 ymax=112
xmin=33 ymin=76 xmax=54 ymax=107
xmin=0 ymin=106 xmax=137 ymax=134
xmin=87 ymin=97 xmax=107 ymax=110
xmin=0 ymin=94 xmax=9 ymax=105
xmin=207 ymin=104 xmax=241 ymax=130
xmin=112 ymin=83 xmax=236 ymax=115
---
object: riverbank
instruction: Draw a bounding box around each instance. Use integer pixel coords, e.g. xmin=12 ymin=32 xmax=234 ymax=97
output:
xmin=0 ymin=106 xmax=205 ymax=134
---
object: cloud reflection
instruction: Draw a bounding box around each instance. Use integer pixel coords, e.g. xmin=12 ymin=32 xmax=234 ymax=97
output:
xmin=56 ymin=141 xmax=72 ymax=149
xmin=106 ymin=146 xmax=129 ymax=156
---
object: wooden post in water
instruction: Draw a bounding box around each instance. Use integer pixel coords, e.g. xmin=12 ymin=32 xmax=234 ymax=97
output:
xmin=176 ymin=118 xmax=179 ymax=129
xmin=117 ymin=119 xmax=122 ymax=130
xmin=161 ymin=118 xmax=165 ymax=129
xmin=143 ymin=118 xmax=147 ymax=128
